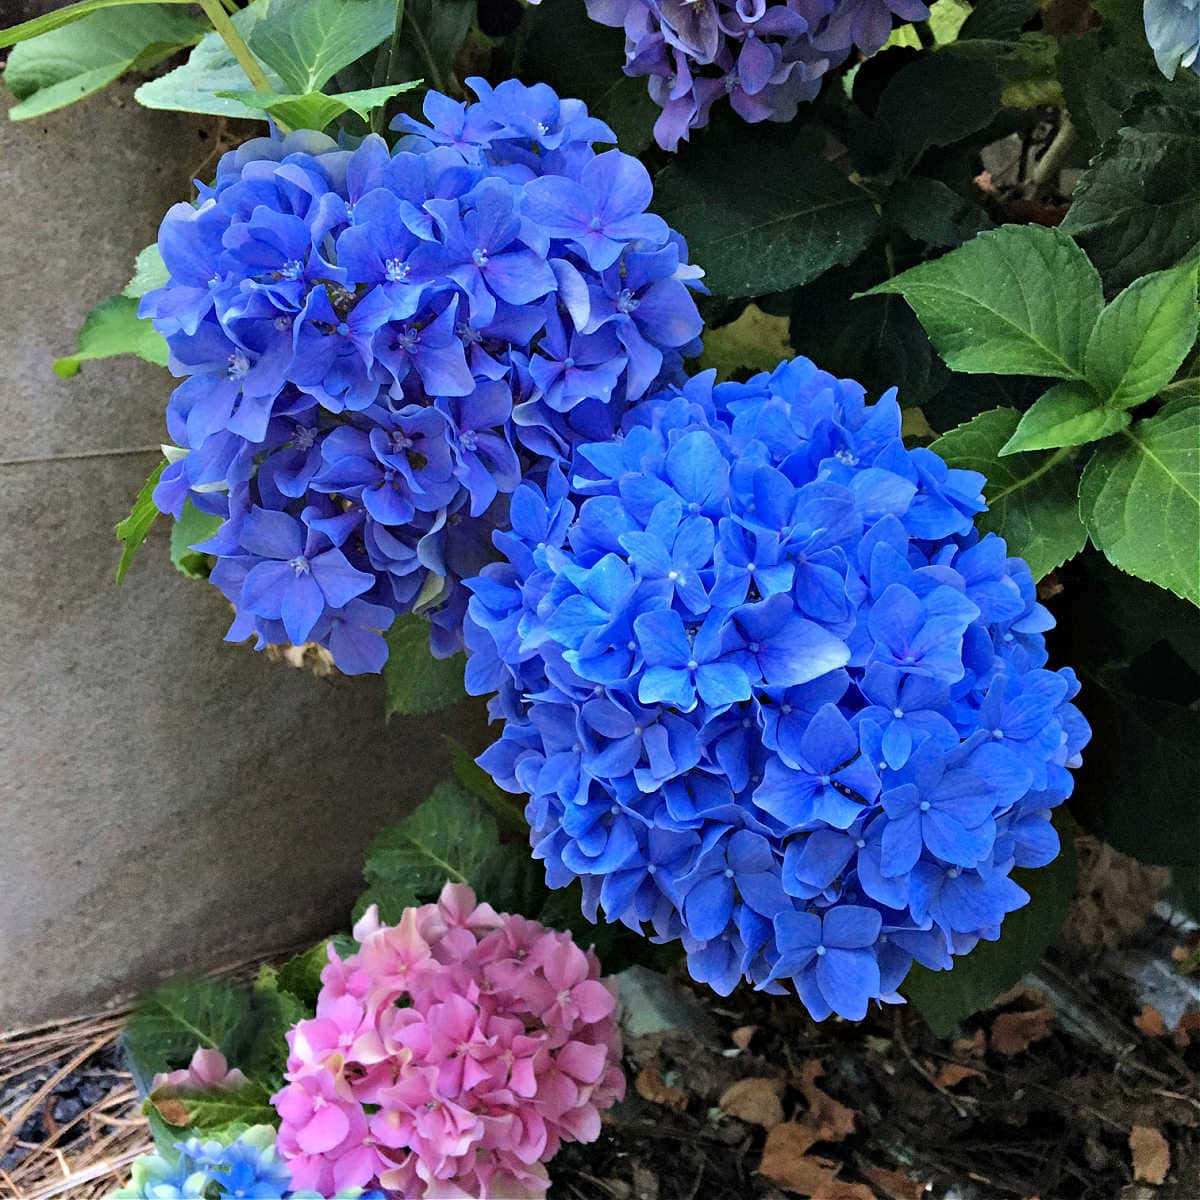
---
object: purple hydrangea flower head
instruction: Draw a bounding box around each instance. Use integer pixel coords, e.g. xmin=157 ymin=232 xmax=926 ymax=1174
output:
xmin=543 ymin=0 xmax=931 ymax=149
xmin=140 ymin=84 xmax=704 ymax=673
xmin=462 ymin=356 xmax=1089 ymax=1019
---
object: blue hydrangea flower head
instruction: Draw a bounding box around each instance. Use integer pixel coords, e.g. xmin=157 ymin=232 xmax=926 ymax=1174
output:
xmin=463 ymin=356 xmax=1089 ymax=1019
xmin=141 ymin=81 xmax=704 ymax=674
xmin=544 ymin=0 xmax=930 ymax=150
xmin=1144 ymin=0 xmax=1200 ymax=77
xmin=112 ymin=1126 xmax=387 ymax=1199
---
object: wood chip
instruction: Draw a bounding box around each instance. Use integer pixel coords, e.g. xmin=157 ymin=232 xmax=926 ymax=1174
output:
xmin=932 ymin=1062 xmax=982 ymax=1089
xmin=863 ymin=1165 xmax=929 ymax=1200
xmin=796 ymin=1060 xmax=856 ymax=1142
xmin=731 ymin=1025 xmax=758 ymax=1050
xmin=990 ymin=1007 xmax=1055 ymax=1056
xmin=1135 ymin=1006 xmax=1169 ymax=1038
xmin=758 ymin=1124 xmax=832 ymax=1194
xmin=1129 ymin=1125 xmax=1170 ymax=1185
xmin=720 ymin=1077 xmax=786 ymax=1129
xmin=634 ymin=1065 xmax=687 ymax=1112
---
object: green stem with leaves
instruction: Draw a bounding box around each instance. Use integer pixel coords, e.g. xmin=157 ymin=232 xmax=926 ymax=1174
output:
xmin=196 ymin=0 xmax=272 ymax=94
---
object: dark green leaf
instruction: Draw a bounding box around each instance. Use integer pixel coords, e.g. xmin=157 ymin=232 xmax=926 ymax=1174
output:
xmin=902 ymin=812 xmax=1077 ymax=1035
xmin=866 ymin=225 xmax=1104 ymax=380
xmin=999 ymin=382 xmax=1127 ymax=454
xmin=124 ymin=977 xmax=251 ymax=1081
xmin=1072 ymin=673 xmax=1200 ymax=867
xmin=0 ymin=0 xmax=196 ymax=48
xmin=218 ymin=81 xmax=419 ymax=130
xmin=446 ymin=736 xmax=528 ymax=836
xmin=656 ymin=126 xmax=879 ymax=298
xmin=276 ymin=935 xmax=356 ymax=1010
xmin=123 ymin=244 xmax=168 ymax=299
xmin=1084 ymin=259 xmax=1199 ymax=410
xmin=3 ymin=5 xmax=205 ymax=119
xmin=115 ymin=459 xmax=167 ymax=585
xmin=1078 ymin=401 xmax=1200 ymax=604
xmin=958 ymin=0 xmax=1038 ymax=42
xmin=386 ymin=0 xmax=474 ymax=95
xmin=885 ymin=176 xmax=994 ymax=248
xmin=932 ymin=407 xmax=1087 ymax=577
xmin=518 ymin=0 xmax=656 ymax=154
xmin=358 ymin=781 xmax=497 ymax=920
xmin=474 ymin=847 xmax=547 ymax=918
xmin=239 ymin=966 xmax=307 ymax=1090
xmin=382 ymin=613 xmax=466 ymax=717
xmin=170 ymin=499 xmax=221 ymax=580
xmin=54 ymin=295 xmax=168 ymax=376
xmin=1061 ymin=106 xmax=1200 ymax=292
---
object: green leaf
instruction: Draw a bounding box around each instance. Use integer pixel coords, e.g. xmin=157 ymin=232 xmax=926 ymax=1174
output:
xmin=3 ymin=5 xmax=205 ymax=119
xmin=446 ymin=736 xmax=528 ymax=837
xmin=385 ymin=0 xmax=474 ymax=96
xmin=1072 ymin=674 xmax=1200 ymax=868
xmin=518 ymin=0 xmax=656 ymax=154
xmin=54 ymin=295 xmax=168 ymax=377
xmin=656 ymin=126 xmax=879 ymax=298
xmin=218 ymin=81 xmax=419 ymax=131
xmin=902 ymin=811 xmax=1077 ymax=1036
xmin=1084 ymin=260 xmax=1200 ymax=410
xmin=276 ymin=935 xmax=356 ymax=1010
xmin=932 ymin=407 xmax=1087 ymax=578
xmin=125 ymin=977 xmax=252 ymax=1080
xmin=1061 ymin=106 xmax=1200 ymax=292
xmin=0 ymin=0 xmax=197 ymax=48
xmin=145 ymin=1081 xmax=277 ymax=1138
xmin=1078 ymin=401 xmax=1200 ymax=604
xmin=999 ymin=382 xmax=1128 ymax=454
xmin=865 ymin=224 xmax=1104 ymax=380
xmin=382 ymin=613 xmax=466 ymax=718
xmin=474 ymin=847 xmax=547 ymax=919
xmin=137 ymin=0 xmax=398 ymax=119
xmin=123 ymin=244 xmax=168 ymax=299
xmin=958 ymin=0 xmax=1038 ymax=42
xmin=239 ymin=967 xmax=307 ymax=1090
xmin=358 ymin=782 xmax=497 ymax=920
xmin=115 ymin=459 xmax=167 ymax=585
xmin=885 ymin=176 xmax=994 ymax=248
xmin=170 ymin=498 xmax=221 ymax=580
xmin=697 ymin=303 xmax=794 ymax=382
xmin=873 ymin=46 xmax=1004 ymax=176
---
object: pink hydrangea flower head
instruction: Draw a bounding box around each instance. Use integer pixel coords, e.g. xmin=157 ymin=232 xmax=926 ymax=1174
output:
xmin=273 ymin=883 xmax=625 ymax=1198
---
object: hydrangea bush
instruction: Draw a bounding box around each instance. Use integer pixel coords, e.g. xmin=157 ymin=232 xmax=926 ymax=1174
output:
xmin=140 ymin=79 xmax=702 ymax=670
xmin=272 ymin=883 xmax=624 ymax=1198
xmin=463 ymin=359 xmax=1090 ymax=1014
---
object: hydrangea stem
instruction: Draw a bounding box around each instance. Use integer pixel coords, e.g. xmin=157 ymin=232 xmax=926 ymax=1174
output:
xmin=196 ymin=0 xmax=273 ymax=95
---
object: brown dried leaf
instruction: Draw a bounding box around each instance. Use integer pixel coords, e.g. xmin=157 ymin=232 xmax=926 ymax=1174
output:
xmin=1129 ymin=1125 xmax=1170 ymax=1185
xmin=720 ymin=1077 xmax=786 ymax=1129
xmin=951 ymin=1029 xmax=987 ymax=1059
xmin=863 ymin=1166 xmax=928 ymax=1200
xmin=635 ymin=1065 xmax=687 ymax=1112
xmin=933 ymin=1062 xmax=982 ymax=1088
xmin=147 ymin=1096 xmax=191 ymax=1127
xmin=990 ymin=1007 xmax=1055 ymax=1056
xmin=813 ymin=1183 xmax=876 ymax=1200
xmin=797 ymin=1060 xmax=856 ymax=1142
xmin=732 ymin=1025 xmax=758 ymax=1050
xmin=1135 ymin=1006 xmax=1169 ymax=1038
xmin=759 ymin=1124 xmax=833 ymax=1194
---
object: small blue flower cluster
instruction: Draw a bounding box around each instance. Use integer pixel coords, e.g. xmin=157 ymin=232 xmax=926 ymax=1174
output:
xmin=1144 ymin=0 xmax=1200 ymax=78
xmin=142 ymin=80 xmax=703 ymax=672
xmin=463 ymin=358 xmax=1089 ymax=1018
xmin=112 ymin=1125 xmax=384 ymax=1199
xmin=572 ymin=0 xmax=930 ymax=150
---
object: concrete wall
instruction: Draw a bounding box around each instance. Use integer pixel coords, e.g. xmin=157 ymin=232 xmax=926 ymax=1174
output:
xmin=0 ymin=84 xmax=485 ymax=1026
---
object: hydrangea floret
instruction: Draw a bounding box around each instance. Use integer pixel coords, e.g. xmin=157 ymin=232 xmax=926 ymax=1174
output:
xmin=141 ymin=79 xmax=703 ymax=672
xmin=560 ymin=0 xmax=930 ymax=149
xmin=462 ymin=356 xmax=1090 ymax=1019
xmin=1144 ymin=0 xmax=1200 ymax=77
xmin=271 ymin=883 xmax=624 ymax=1199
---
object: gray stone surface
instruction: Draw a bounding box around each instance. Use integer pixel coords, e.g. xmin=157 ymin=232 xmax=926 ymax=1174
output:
xmin=0 ymin=84 xmax=486 ymax=1026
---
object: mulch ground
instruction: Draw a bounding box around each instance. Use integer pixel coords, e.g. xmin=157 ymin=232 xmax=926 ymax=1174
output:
xmin=3 ymin=844 xmax=1197 ymax=1200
